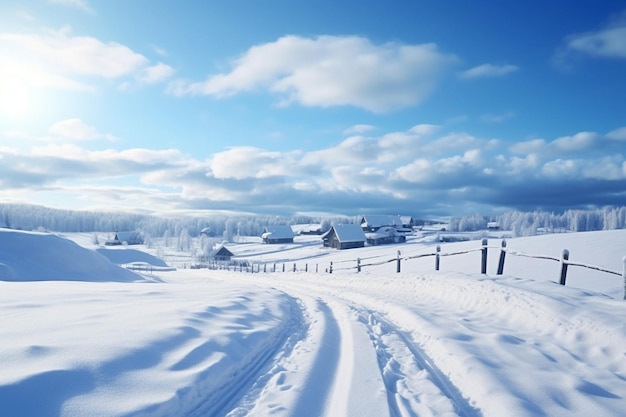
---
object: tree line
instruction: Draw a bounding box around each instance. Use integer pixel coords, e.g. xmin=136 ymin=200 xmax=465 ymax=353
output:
xmin=2 ymin=203 xmax=625 ymax=240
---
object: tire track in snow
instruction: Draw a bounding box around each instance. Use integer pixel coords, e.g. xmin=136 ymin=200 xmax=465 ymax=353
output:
xmin=237 ymin=276 xmax=477 ymax=417
xmin=357 ymin=309 xmax=482 ymax=417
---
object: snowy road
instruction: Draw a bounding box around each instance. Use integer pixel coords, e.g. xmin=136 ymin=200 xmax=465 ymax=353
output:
xmin=207 ymin=269 xmax=626 ymax=417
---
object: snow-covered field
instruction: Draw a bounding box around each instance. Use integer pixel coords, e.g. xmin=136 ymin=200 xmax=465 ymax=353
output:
xmin=1 ymin=228 xmax=625 ymax=417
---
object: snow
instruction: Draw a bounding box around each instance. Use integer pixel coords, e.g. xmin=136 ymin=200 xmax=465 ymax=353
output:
xmin=1 ymin=228 xmax=626 ymax=416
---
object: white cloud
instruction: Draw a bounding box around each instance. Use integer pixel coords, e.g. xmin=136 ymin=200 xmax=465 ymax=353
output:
xmin=3 ymin=122 xmax=624 ymax=216
xmin=138 ymin=62 xmax=175 ymax=84
xmin=0 ymin=27 xmax=173 ymax=92
xmin=208 ymin=146 xmax=301 ymax=180
xmin=408 ymin=124 xmax=440 ymax=136
xmin=343 ymin=124 xmax=376 ymax=135
xmin=169 ymin=35 xmax=458 ymax=112
xmin=509 ymin=139 xmax=547 ymax=155
xmin=459 ymin=63 xmax=518 ymax=79
xmin=506 ymin=153 xmax=540 ymax=175
xmin=48 ymin=118 xmax=118 ymax=141
xmin=606 ymin=126 xmax=626 ymax=141
xmin=551 ymin=131 xmax=597 ymax=152
xmin=566 ymin=26 xmax=626 ymax=59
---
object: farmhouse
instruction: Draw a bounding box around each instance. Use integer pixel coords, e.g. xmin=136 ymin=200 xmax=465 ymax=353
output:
xmin=262 ymin=226 xmax=295 ymax=244
xmin=322 ymin=224 xmax=366 ymax=250
xmin=365 ymin=226 xmax=406 ymax=246
xmin=360 ymin=215 xmax=404 ymax=232
xmin=105 ymin=231 xmax=143 ymax=246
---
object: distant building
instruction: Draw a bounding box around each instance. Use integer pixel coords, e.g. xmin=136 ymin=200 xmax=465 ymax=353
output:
xmin=262 ymin=226 xmax=295 ymax=244
xmin=365 ymin=226 xmax=406 ymax=246
xmin=399 ymin=216 xmax=415 ymax=229
xmin=105 ymin=231 xmax=143 ymax=246
xmin=209 ymin=245 xmax=234 ymax=262
xmin=322 ymin=224 xmax=366 ymax=250
xmin=360 ymin=215 xmax=404 ymax=232
xmin=487 ymin=222 xmax=501 ymax=230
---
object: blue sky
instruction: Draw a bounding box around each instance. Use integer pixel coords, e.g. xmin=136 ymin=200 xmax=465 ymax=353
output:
xmin=1 ymin=0 xmax=625 ymax=218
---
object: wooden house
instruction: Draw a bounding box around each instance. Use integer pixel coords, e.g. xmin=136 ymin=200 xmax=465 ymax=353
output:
xmin=322 ymin=224 xmax=366 ymax=250
xmin=400 ymin=216 xmax=415 ymax=229
xmin=262 ymin=225 xmax=295 ymax=244
xmin=360 ymin=215 xmax=404 ymax=232
xmin=210 ymin=245 xmax=234 ymax=261
xmin=365 ymin=226 xmax=406 ymax=246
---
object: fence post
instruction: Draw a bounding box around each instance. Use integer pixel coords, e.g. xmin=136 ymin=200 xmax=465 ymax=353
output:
xmin=396 ymin=250 xmax=401 ymax=273
xmin=435 ymin=245 xmax=441 ymax=271
xmin=264 ymin=263 xmax=267 ymax=273
xmin=305 ymin=263 xmax=308 ymax=272
xmin=481 ymin=238 xmax=488 ymax=274
xmin=316 ymin=263 xmax=318 ymax=273
xmin=497 ymin=239 xmax=507 ymax=275
xmin=622 ymin=256 xmax=626 ymax=301
xmin=329 ymin=261 xmax=333 ymax=274
xmin=559 ymin=249 xmax=569 ymax=285
xmin=293 ymin=263 xmax=296 ymax=272
xmin=357 ymin=257 xmax=361 ymax=273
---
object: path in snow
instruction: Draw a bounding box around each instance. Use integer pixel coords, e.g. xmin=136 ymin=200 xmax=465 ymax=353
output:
xmin=210 ymin=269 xmax=626 ymax=417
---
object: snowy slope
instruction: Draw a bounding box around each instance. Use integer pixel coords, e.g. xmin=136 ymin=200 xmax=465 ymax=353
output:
xmin=0 ymin=229 xmax=625 ymax=416
xmin=0 ymin=229 xmax=142 ymax=282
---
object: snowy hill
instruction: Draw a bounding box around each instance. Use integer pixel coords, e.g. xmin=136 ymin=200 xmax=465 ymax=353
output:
xmin=0 ymin=229 xmax=142 ymax=282
xmin=0 ymin=228 xmax=625 ymax=416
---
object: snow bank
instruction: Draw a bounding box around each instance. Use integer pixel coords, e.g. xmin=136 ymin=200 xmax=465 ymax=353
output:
xmin=96 ymin=248 xmax=169 ymax=268
xmin=0 ymin=229 xmax=141 ymax=282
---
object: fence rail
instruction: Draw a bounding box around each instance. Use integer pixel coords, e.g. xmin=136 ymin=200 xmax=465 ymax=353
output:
xmin=226 ymin=238 xmax=626 ymax=300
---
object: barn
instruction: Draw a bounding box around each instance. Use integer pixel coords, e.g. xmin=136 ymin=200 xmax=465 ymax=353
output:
xmin=262 ymin=226 xmax=295 ymax=244
xmin=322 ymin=224 xmax=366 ymax=250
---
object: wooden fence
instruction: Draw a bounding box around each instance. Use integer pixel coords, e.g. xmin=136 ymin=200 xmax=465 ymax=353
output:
xmin=233 ymin=238 xmax=626 ymax=300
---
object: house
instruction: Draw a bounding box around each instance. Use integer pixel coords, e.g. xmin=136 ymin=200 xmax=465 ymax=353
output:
xmin=209 ymin=245 xmax=234 ymax=262
xmin=400 ymin=216 xmax=415 ymax=229
xmin=262 ymin=225 xmax=295 ymax=244
xmin=365 ymin=226 xmax=406 ymax=246
xmin=360 ymin=215 xmax=404 ymax=232
xmin=105 ymin=231 xmax=143 ymax=246
xmin=322 ymin=224 xmax=366 ymax=250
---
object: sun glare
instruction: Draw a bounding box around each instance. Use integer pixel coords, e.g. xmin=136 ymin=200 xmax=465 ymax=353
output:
xmin=0 ymin=78 xmax=31 ymax=118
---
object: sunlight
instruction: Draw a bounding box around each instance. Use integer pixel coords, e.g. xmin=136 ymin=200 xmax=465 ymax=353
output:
xmin=0 ymin=77 xmax=31 ymax=118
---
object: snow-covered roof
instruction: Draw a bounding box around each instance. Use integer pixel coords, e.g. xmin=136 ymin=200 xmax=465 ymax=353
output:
xmin=361 ymin=215 xmax=403 ymax=228
xmin=114 ymin=231 xmax=142 ymax=244
xmin=263 ymin=225 xmax=295 ymax=239
xmin=328 ymin=224 xmax=366 ymax=242
xmin=365 ymin=226 xmax=402 ymax=239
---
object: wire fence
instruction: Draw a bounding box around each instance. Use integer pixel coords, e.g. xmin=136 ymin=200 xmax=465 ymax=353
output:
xmin=216 ymin=238 xmax=626 ymax=300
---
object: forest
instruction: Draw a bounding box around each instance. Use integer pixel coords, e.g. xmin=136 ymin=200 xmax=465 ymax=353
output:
xmin=1 ymin=203 xmax=625 ymax=241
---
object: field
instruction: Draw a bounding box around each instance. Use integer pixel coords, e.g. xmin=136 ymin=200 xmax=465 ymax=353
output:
xmin=1 ymin=228 xmax=625 ymax=417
